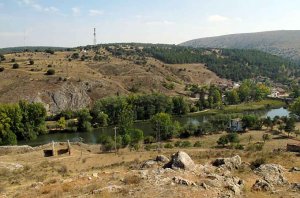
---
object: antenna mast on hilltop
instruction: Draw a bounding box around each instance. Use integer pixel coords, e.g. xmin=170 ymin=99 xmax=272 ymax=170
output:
xmin=93 ymin=28 xmax=97 ymax=46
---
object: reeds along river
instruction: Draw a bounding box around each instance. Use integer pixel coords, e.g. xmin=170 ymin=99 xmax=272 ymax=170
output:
xmin=19 ymin=107 xmax=290 ymax=146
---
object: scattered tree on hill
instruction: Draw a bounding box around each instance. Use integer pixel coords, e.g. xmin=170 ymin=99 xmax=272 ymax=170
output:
xmin=0 ymin=67 xmax=4 ymax=72
xmin=12 ymin=63 xmax=19 ymax=69
xmin=290 ymin=97 xmax=300 ymax=117
xmin=46 ymin=69 xmax=55 ymax=75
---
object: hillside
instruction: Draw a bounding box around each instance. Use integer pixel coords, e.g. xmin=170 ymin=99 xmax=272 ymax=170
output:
xmin=180 ymin=30 xmax=300 ymax=63
xmin=0 ymin=44 xmax=298 ymax=114
xmin=0 ymin=45 xmax=228 ymax=114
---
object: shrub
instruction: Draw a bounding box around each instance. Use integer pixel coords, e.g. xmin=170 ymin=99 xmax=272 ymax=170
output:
xmin=217 ymin=135 xmax=229 ymax=147
xmin=250 ymin=157 xmax=266 ymax=169
xmin=0 ymin=67 xmax=4 ymax=72
xmin=144 ymin=135 xmax=155 ymax=144
xmin=46 ymin=69 xmax=55 ymax=75
xmin=234 ymin=144 xmax=244 ymax=150
xmin=181 ymin=141 xmax=192 ymax=148
xmin=71 ymin=53 xmax=79 ymax=59
xmin=193 ymin=141 xmax=202 ymax=147
xmin=262 ymin=133 xmax=271 ymax=142
xmin=45 ymin=49 xmax=55 ymax=54
xmin=174 ymin=141 xmax=182 ymax=147
xmin=29 ymin=59 xmax=34 ymax=65
xmin=11 ymin=58 xmax=15 ymax=62
xmin=12 ymin=63 xmax=19 ymax=69
xmin=246 ymin=142 xmax=264 ymax=151
xmin=164 ymin=143 xmax=174 ymax=149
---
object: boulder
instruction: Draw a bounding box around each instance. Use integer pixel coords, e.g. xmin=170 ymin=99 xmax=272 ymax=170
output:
xmin=212 ymin=155 xmax=242 ymax=170
xmin=291 ymin=183 xmax=300 ymax=191
xmin=255 ymin=164 xmax=288 ymax=186
xmin=204 ymin=174 xmax=244 ymax=195
xmin=252 ymin=179 xmax=274 ymax=191
xmin=289 ymin=167 xmax=300 ymax=172
xmin=164 ymin=151 xmax=195 ymax=171
xmin=156 ymin=155 xmax=169 ymax=163
xmin=141 ymin=160 xmax=158 ymax=169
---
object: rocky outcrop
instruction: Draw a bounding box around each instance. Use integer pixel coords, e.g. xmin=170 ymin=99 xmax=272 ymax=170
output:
xmin=203 ymin=174 xmax=244 ymax=196
xmin=291 ymin=183 xmax=300 ymax=191
xmin=212 ymin=155 xmax=242 ymax=170
xmin=172 ymin=176 xmax=196 ymax=186
xmin=255 ymin=164 xmax=288 ymax=186
xmin=252 ymin=179 xmax=274 ymax=191
xmin=46 ymin=82 xmax=91 ymax=114
xmin=164 ymin=151 xmax=195 ymax=171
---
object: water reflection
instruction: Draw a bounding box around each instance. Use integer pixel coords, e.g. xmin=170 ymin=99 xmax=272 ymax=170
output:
xmin=19 ymin=107 xmax=290 ymax=146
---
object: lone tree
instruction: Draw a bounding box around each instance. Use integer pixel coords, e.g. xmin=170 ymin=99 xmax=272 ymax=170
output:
xmin=29 ymin=59 xmax=34 ymax=65
xmin=12 ymin=63 xmax=19 ymax=69
xmin=284 ymin=117 xmax=295 ymax=137
xmin=46 ymin=69 xmax=55 ymax=75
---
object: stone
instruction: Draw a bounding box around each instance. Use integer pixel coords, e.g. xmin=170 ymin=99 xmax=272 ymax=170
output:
xmin=172 ymin=176 xmax=196 ymax=186
xmin=92 ymin=173 xmax=98 ymax=178
xmin=252 ymin=179 xmax=274 ymax=191
xmin=92 ymin=185 xmax=123 ymax=194
xmin=289 ymin=167 xmax=300 ymax=172
xmin=212 ymin=155 xmax=242 ymax=170
xmin=255 ymin=164 xmax=288 ymax=186
xmin=141 ymin=160 xmax=157 ymax=169
xmin=156 ymin=155 xmax=169 ymax=163
xmin=291 ymin=183 xmax=300 ymax=191
xmin=164 ymin=151 xmax=195 ymax=171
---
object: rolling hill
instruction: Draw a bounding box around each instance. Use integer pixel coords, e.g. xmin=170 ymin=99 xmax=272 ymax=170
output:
xmin=180 ymin=30 xmax=300 ymax=63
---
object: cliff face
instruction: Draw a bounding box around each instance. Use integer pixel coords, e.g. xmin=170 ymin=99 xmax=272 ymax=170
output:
xmin=32 ymin=82 xmax=92 ymax=114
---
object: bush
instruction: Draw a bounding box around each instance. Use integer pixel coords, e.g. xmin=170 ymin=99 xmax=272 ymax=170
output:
xmin=29 ymin=59 xmax=34 ymax=65
xmin=246 ymin=142 xmax=264 ymax=151
xmin=250 ymin=157 xmax=266 ymax=169
xmin=0 ymin=67 xmax=4 ymax=72
xmin=181 ymin=141 xmax=192 ymax=147
xmin=12 ymin=63 xmax=19 ymax=69
xmin=46 ymin=69 xmax=55 ymax=75
xmin=144 ymin=144 xmax=156 ymax=151
xmin=11 ymin=58 xmax=15 ymax=62
xmin=71 ymin=53 xmax=79 ymax=59
xmin=164 ymin=143 xmax=174 ymax=149
xmin=45 ymin=49 xmax=55 ymax=54
xmin=234 ymin=144 xmax=244 ymax=150
xmin=193 ymin=141 xmax=202 ymax=147
xmin=174 ymin=141 xmax=182 ymax=147
xmin=144 ymin=135 xmax=155 ymax=144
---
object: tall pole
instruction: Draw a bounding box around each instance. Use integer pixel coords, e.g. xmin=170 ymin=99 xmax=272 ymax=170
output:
xmin=114 ymin=126 xmax=117 ymax=154
xmin=93 ymin=28 xmax=97 ymax=46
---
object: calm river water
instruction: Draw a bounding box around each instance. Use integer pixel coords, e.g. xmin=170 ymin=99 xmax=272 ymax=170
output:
xmin=19 ymin=107 xmax=290 ymax=146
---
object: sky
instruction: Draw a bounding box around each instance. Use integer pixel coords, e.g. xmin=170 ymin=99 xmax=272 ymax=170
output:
xmin=0 ymin=0 xmax=300 ymax=48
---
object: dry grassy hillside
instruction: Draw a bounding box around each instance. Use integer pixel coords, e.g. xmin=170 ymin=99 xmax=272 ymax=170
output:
xmin=0 ymin=48 xmax=228 ymax=114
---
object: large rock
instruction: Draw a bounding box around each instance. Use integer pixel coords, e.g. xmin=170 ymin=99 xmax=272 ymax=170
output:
xmin=156 ymin=155 xmax=169 ymax=163
xmin=164 ymin=151 xmax=195 ymax=171
xmin=291 ymin=183 xmax=300 ymax=191
xmin=252 ymin=179 xmax=274 ymax=191
xmin=255 ymin=164 xmax=288 ymax=186
xmin=203 ymin=174 xmax=244 ymax=196
xmin=141 ymin=160 xmax=158 ymax=169
xmin=212 ymin=155 xmax=242 ymax=170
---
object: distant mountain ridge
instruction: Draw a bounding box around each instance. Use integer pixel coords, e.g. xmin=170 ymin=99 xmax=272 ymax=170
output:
xmin=180 ymin=30 xmax=300 ymax=63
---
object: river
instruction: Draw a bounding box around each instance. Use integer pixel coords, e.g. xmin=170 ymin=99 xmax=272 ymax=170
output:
xmin=19 ymin=107 xmax=290 ymax=146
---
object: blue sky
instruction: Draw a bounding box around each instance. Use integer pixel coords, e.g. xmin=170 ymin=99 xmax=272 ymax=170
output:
xmin=0 ymin=0 xmax=300 ymax=47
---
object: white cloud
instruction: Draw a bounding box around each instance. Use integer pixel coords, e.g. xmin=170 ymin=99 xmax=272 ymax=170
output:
xmin=208 ymin=15 xmax=229 ymax=22
xmin=146 ymin=20 xmax=175 ymax=25
xmin=89 ymin=9 xmax=103 ymax=16
xmin=72 ymin=7 xmax=81 ymax=16
xmin=18 ymin=0 xmax=59 ymax=13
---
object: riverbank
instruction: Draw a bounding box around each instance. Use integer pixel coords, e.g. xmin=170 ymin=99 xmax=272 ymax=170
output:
xmin=188 ymin=99 xmax=285 ymax=117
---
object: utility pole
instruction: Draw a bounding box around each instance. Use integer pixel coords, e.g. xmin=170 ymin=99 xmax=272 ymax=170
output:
xmin=114 ymin=126 xmax=118 ymax=154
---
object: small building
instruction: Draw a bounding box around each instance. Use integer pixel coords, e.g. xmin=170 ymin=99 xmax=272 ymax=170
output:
xmin=228 ymin=118 xmax=244 ymax=132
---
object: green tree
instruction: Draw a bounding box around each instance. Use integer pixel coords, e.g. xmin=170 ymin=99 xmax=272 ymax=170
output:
xmin=172 ymin=96 xmax=190 ymax=115
xmin=290 ymin=97 xmax=300 ymax=116
xmin=151 ymin=113 xmax=179 ymax=140
xmin=226 ymin=89 xmax=240 ymax=105
xmin=77 ymin=109 xmax=92 ymax=132
xmin=57 ymin=117 xmax=66 ymax=130
xmin=94 ymin=112 xmax=108 ymax=127
xmin=217 ymin=135 xmax=229 ymax=147
xmin=263 ymin=116 xmax=273 ymax=130
xmin=284 ymin=117 xmax=295 ymax=137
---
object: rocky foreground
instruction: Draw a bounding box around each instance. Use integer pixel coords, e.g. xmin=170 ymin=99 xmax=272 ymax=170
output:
xmin=1 ymin=149 xmax=299 ymax=198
